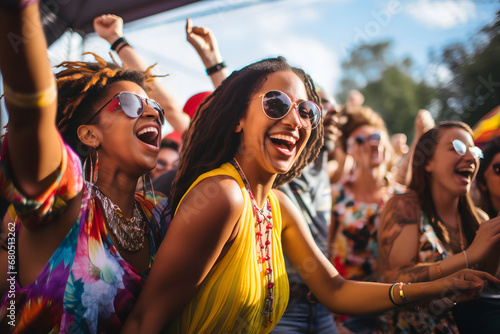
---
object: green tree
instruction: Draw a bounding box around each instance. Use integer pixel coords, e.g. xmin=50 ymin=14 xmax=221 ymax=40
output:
xmin=435 ymin=10 xmax=500 ymax=127
xmin=337 ymin=41 xmax=435 ymax=138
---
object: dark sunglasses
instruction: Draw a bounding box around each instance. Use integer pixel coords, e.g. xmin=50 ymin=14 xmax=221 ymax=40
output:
xmin=261 ymin=90 xmax=321 ymax=130
xmin=451 ymin=139 xmax=483 ymax=159
xmin=492 ymin=163 xmax=500 ymax=176
xmin=355 ymin=132 xmax=381 ymax=145
xmin=87 ymin=92 xmax=165 ymax=125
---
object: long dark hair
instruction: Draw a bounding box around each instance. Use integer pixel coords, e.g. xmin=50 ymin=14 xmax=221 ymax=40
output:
xmin=171 ymin=57 xmax=323 ymax=210
xmin=409 ymin=121 xmax=480 ymax=248
xmin=475 ymin=136 xmax=500 ymax=218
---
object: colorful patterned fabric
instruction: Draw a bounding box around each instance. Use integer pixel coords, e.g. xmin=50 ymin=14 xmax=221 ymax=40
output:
xmin=167 ymin=162 xmax=289 ymax=334
xmin=0 ymin=134 xmax=170 ymax=333
xmin=330 ymin=183 xmax=388 ymax=282
xmin=380 ymin=215 xmax=459 ymax=334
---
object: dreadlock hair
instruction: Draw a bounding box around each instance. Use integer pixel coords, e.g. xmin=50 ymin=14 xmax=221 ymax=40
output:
xmin=55 ymin=52 xmax=155 ymax=160
xmin=409 ymin=121 xmax=480 ymax=248
xmin=171 ymin=56 xmax=323 ymax=211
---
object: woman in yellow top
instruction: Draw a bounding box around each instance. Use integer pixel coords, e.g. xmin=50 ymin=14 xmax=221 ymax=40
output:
xmin=123 ymin=57 xmax=499 ymax=333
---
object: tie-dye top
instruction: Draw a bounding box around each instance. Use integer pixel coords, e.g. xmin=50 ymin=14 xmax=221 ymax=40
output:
xmin=0 ymin=135 xmax=170 ymax=333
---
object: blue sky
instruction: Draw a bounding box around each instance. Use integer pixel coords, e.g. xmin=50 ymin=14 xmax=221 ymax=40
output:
xmin=2 ymin=0 xmax=498 ymax=133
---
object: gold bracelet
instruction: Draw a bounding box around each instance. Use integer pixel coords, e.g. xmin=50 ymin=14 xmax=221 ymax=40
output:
xmin=436 ymin=262 xmax=443 ymax=278
xmin=3 ymin=79 xmax=57 ymax=109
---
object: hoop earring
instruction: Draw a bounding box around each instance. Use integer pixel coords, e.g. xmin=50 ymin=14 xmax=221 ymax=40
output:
xmin=83 ymin=146 xmax=99 ymax=184
xmin=141 ymin=172 xmax=156 ymax=205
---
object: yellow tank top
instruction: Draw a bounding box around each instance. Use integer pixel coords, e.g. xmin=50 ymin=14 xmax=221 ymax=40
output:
xmin=167 ymin=162 xmax=289 ymax=333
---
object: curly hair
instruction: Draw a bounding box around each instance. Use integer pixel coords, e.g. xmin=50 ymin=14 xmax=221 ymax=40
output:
xmin=409 ymin=121 xmax=480 ymax=247
xmin=55 ymin=52 xmax=155 ymax=160
xmin=171 ymin=57 xmax=323 ymax=210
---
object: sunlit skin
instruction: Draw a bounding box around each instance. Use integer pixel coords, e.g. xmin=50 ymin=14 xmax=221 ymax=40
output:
xmin=426 ymin=127 xmax=479 ymax=199
xmin=234 ymin=70 xmax=311 ymax=207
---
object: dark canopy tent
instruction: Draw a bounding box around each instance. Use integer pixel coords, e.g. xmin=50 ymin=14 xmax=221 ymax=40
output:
xmin=40 ymin=0 xmax=202 ymax=46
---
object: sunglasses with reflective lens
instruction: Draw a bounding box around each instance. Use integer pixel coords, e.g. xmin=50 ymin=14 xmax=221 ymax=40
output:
xmin=492 ymin=163 xmax=500 ymax=176
xmin=261 ymin=90 xmax=321 ymax=130
xmin=451 ymin=139 xmax=483 ymax=159
xmin=87 ymin=92 xmax=165 ymax=125
xmin=355 ymin=132 xmax=381 ymax=145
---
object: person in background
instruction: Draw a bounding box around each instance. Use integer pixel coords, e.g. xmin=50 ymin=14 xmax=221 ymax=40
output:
xmin=328 ymin=106 xmax=404 ymax=333
xmin=473 ymin=136 xmax=500 ymax=219
xmin=272 ymin=88 xmax=340 ymax=334
xmin=377 ymin=121 xmax=500 ymax=333
xmin=122 ymin=55 xmax=497 ymax=333
xmin=93 ymin=14 xmax=190 ymax=135
xmin=150 ymin=138 xmax=180 ymax=180
xmin=0 ymin=3 xmax=169 ymax=332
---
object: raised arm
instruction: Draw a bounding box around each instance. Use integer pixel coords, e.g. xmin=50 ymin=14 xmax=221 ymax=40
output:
xmin=0 ymin=2 xmax=61 ymax=197
xmin=185 ymin=17 xmax=229 ymax=88
xmin=93 ymin=14 xmax=190 ymax=134
xmin=122 ymin=176 xmax=244 ymax=333
xmin=394 ymin=109 xmax=435 ymax=186
xmin=277 ymin=189 xmax=498 ymax=315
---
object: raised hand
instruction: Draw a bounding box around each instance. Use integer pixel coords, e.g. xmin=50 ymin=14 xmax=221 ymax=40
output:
xmin=93 ymin=14 xmax=123 ymax=45
xmin=185 ymin=17 xmax=223 ymax=68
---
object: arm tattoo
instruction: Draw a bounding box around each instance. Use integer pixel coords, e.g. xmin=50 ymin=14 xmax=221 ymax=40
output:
xmin=378 ymin=193 xmax=431 ymax=282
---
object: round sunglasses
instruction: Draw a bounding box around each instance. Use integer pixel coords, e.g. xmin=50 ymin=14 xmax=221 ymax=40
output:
xmin=451 ymin=139 xmax=483 ymax=159
xmin=261 ymin=90 xmax=321 ymax=130
xmin=87 ymin=92 xmax=165 ymax=125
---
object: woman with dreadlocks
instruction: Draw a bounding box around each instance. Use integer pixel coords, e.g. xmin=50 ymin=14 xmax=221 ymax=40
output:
xmin=0 ymin=2 xmax=169 ymax=332
xmin=122 ymin=42 xmax=499 ymax=334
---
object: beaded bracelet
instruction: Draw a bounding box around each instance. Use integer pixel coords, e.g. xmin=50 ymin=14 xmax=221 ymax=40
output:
xmin=389 ymin=282 xmax=399 ymax=305
xmin=206 ymin=61 xmax=226 ymax=75
xmin=111 ymin=37 xmax=127 ymax=51
xmin=398 ymin=282 xmax=411 ymax=304
xmin=3 ymin=79 xmax=57 ymax=108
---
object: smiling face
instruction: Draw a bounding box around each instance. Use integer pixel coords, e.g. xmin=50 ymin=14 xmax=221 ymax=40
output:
xmin=83 ymin=80 xmax=162 ymax=178
xmin=235 ymin=70 xmax=311 ymax=176
xmin=347 ymin=125 xmax=388 ymax=168
xmin=425 ymin=127 xmax=480 ymax=197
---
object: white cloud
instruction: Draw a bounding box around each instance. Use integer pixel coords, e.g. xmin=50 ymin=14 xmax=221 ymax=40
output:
xmin=260 ymin=36 xmax=341 ymax=96
xmin=405 ymin=0 xmax=476 ymax=29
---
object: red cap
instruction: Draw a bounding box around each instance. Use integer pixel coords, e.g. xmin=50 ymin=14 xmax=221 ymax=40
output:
xmin=183 ymin=91 xmax=212 ymax=120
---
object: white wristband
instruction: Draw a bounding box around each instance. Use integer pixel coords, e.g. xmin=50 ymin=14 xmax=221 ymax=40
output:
xmin=464 ymin=250 xmax=469 ymax=269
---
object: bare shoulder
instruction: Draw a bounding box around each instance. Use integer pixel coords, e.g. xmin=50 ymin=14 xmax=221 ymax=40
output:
xmin=176 ymin=174 xmax=244 ymax=229
xmin=381 ymin=191 xmax=421 ymax=227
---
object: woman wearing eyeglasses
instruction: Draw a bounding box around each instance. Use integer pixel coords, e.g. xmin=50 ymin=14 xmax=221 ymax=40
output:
xmin=325 ymin=107 xmax=403 ymax=332
xmin=0 ymin=3 xmax=171 ymax=332
xmin=118 ymin=55 xmax=499 ymax=332
xmin=377 ymin=122 xmax=500 ymax=333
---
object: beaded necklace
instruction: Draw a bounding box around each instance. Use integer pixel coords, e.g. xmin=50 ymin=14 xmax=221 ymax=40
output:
xmin=231 ymin=158 xmax=274 ymax=326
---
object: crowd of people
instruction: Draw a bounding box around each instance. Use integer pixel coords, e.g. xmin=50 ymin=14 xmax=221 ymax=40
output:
xmin=0 ymin=2 xmax=499 ymax=333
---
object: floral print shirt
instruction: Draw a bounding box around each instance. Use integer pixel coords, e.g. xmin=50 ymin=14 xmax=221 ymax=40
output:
xmin=0 ymin=135 xmax=169 ymax=333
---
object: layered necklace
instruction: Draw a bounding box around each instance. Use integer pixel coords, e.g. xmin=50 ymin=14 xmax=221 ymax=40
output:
xmin=92 ymin=185 xmax=146 ymax=252
xmin=231 ymin=158 xmax=274 ymax=326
